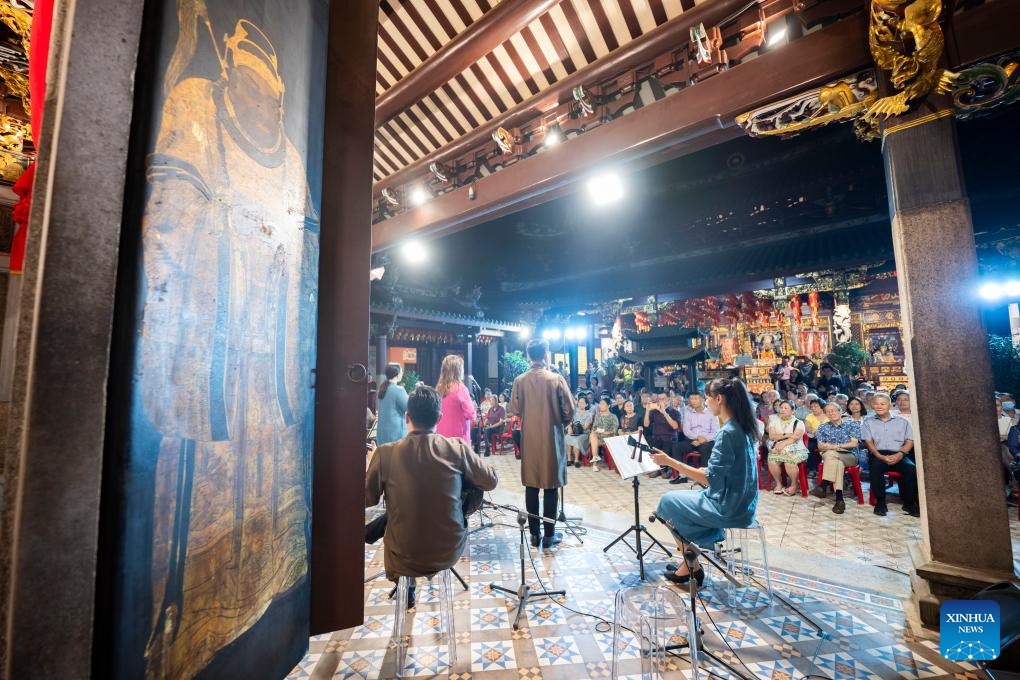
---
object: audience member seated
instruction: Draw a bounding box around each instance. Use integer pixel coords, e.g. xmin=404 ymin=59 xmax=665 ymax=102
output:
xmin=618 ymin=399 xmax=641 ymax=434
xmin=482 ymin=394 xmax=506 ymax=456
xmin=844 ymin=397 xmax=870 ymax=470
xmin=366 ymin=386 xmax=499 ymax=606
xmin=893 ymin=391 xmax=911 ymax=418
xmin=588 ymin=397 xmax=620 ymax=472
xmin=861 ymin=393 xmax=919 ymax=517
xmin=765 ymin=399 xmax=809 ymax=496
xmin=565 ymin=394 xmax=594 ymax=468
xmin=811 ymin=402 xmax=860 ymax=513
xmin=804 ymin=397 xmax=825 ymax=473
xmin=756 ymin=389 xmax=779 ymax=424
xmin=672 ymin=392 xmax=718 ymax=478
xmin=609 ymin=393 xmax=626 ymax=420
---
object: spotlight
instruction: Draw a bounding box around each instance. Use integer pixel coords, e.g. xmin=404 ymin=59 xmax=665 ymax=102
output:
xmin=564 ymin=328 xmax=576 ymax=340
xmin=545 ymin=124 xmax=562 ymax=147
xmin=979 ymin=282 xmax=1004 ymax=301
xmin=587 ymin=172 xmax=623 ymax=206
xmin=767 ymin=26 xmax=787 ymax=46
xmin=410 ymin=186 xmax=430 ymax=207
xmin=519 ymin=327 xmax=531 ymax=340
xmin=401 ymin=239 xmax=427 ymax=264
xmin=541 ymin=329 xmax=553 ymax=340
xmin=574 ymin=326 xmax=588 ymax=340
xmin=1006 ymin=280 xmax=1020 ymax=297
xmin=547 ymin=328 xmax=561 ymax=341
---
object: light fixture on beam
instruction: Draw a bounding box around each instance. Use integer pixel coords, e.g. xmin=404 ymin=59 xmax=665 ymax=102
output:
xmin=545 ymin=123 xmax=563 ymax=147
xmin=587 ymin=172 xmax=624 ymax=206
xmin=401 ymin=239 xmax=427 ymax=264
xmin=409 ymin=185 xmax=430 ymax=207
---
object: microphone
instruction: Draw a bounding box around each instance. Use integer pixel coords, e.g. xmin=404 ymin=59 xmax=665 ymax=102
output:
xmin=649 ymin=513 xmax=703 ymax=563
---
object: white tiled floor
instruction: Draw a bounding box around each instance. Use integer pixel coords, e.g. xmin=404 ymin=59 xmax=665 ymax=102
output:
xmin=288 ymin=451 xmax=1020 ymax=679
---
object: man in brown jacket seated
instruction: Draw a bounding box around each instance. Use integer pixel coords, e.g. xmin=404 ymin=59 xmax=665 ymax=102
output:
xmin=366 ymin=385 xmax=499 ymax=606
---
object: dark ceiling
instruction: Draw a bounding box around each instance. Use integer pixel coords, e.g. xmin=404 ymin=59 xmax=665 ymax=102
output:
xmin=373 ymin=104 xmax=1020 ymax=322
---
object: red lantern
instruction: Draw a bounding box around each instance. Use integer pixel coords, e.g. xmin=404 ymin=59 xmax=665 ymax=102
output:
xmin=790 ymin=294 xmax=801 ymax=325
xmin=808 ymin=291 xmax=820 ymax=325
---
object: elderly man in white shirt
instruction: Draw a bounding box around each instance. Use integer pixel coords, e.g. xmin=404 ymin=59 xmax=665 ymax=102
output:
xmin=861 ymin=393 xmax=918 ymax=517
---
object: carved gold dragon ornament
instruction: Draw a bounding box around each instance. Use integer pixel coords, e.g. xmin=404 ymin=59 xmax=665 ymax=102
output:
xmin=859 ymin=0 xmax=959 ymax=136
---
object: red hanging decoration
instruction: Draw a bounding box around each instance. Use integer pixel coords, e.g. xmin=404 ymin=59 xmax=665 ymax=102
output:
xmin=808 ymin=291 xmax=820 ymax=325
xmin=790 ymin=294 xmax=801 ymax=325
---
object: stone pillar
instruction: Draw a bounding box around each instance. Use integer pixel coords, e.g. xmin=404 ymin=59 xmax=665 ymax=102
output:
xmin=883 ymin=105 xmax=1015 ymax=626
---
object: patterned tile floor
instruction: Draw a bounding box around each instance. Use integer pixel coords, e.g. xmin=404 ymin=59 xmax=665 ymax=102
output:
xmin=289 ymin=453 xmax=1020 ymax=679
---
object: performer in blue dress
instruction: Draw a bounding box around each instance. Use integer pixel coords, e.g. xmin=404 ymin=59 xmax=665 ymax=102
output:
xmin=651 ymin=378 xmax=760 ymax=586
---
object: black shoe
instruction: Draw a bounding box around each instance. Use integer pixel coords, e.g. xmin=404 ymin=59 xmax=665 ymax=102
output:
xmin=648 ymin=470 xmax=663 ymax=479
xmin=874 ymin=505 xmax=887 ymax=516
xmin=669 ymin=476 xmax=689 ymax=485
xmin=809 ymin=486 xmax=827 ymax=499
xmin=832 ymin=499 xmax=846 ymax=514
xmin=574 ymin=460 xmax=581 ymax=468
xmin=530 ymin=532 xmax=541 ymax=548
xmin=484 ymin=452 xmax=491 ymax=457
xmin=665 ymin=566 xmax=705 ymax=587
xmin=389 ymin=583 xmax=417 ymax=609
xmin=542 ymin=532 xmax=564 ymax=549
xmin=903 ymin=505 xmax=920 ymax=517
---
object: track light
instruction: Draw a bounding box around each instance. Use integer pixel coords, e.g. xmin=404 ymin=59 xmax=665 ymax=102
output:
xmin=401 ymin=240 xmax=427 ymax=264
xmin=545 ymin=123 xmax=562 ymax=147
xmin=587 ymin=172 xmax=624 ymax=206
xmin=409 ymin=186 xmax=430 ymax=207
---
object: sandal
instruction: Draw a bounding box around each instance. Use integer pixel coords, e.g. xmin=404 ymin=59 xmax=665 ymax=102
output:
xmin=782 ymin=486 xmax=797 ymax=496
xmin=772 ymin=487 xmax=785 ymax=495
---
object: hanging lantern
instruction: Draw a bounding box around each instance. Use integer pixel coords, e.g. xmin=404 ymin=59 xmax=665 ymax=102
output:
xmin=790 ymin=294 xmax=801 ymax=325
xmin=808 ymin=291 xmax=820 ymax=325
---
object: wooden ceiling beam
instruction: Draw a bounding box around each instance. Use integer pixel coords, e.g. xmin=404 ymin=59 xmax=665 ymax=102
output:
xmin=371 ymin=12 xmax=870 ymax=253
xmin=376 ymin=0 xmax=562 ymax=126
xmin=373 ymin=0 xmax=756 ymax=195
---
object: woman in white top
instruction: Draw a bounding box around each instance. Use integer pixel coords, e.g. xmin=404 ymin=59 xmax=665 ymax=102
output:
xmin=565 ymin=395 xmax=594 ymax=468
xmin=766 ymin=399 xmax=809 ymax=496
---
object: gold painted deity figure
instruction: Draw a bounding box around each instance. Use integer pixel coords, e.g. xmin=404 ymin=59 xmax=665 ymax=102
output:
xmin=138 ymin=9 xmax=316 ymax=678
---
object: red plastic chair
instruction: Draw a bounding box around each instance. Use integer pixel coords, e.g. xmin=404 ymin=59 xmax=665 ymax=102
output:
xmin=500 ymin=416 xmax=520 ymax=457
xmin=763 ymin=460 xmax=809 ymax=497
xmin=817 ymin=462 xmax=865 ymax=505
xmin=869 ymin=471 xmax=903 ymax=506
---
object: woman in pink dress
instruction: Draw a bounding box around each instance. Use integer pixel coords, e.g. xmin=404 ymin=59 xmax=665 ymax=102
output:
xmin=436 ymin=354 xmax=476 ymax=444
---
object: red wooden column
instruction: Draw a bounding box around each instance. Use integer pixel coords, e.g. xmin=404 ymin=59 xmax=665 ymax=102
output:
xmin=310 ymin=0 xmax=378 ymax=634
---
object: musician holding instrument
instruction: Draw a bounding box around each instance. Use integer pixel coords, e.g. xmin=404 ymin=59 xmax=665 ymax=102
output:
xmin=366 ymin=385 xmax=498 ymax=603
xmin=649 ymin=378 xmax=760 ymax=587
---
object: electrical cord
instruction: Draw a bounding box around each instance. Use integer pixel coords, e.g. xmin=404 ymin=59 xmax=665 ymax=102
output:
xmin=486 ymin=501 xmax=739 ymax=679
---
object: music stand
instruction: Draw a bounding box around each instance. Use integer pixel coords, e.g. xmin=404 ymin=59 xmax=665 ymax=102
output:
xmin=601 ymin=434 xmax=673 ymax=580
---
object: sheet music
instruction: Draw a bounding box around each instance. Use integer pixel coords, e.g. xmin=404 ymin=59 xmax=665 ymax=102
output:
xmin=603 ymin=434 xmax=660 ymax=480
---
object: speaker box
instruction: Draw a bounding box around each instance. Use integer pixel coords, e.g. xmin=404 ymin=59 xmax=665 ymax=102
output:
xmin=973 ymin=581 xmax=1020 ymax=680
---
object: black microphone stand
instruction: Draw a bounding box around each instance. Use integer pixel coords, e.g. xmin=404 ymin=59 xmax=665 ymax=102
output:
xmin=556 ymin=485 xmax=585 ymax=544
xmin=488 ymin=507 xmax=566 ymax=630
xmin=602 ymin=431 xmax=672 ymax=580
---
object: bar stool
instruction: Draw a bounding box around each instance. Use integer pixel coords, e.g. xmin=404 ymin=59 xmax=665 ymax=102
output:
xmin=612 ymin=584 xmax=699 ymax=680
xmin=720 ymin=521 xmax=773 ymax=605
xmin=392 ymin=570 xmax=457 ymax=677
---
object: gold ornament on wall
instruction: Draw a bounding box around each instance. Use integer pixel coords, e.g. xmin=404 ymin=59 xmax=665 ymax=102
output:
xmin=862 ymin=0 xmax=958 ymax=124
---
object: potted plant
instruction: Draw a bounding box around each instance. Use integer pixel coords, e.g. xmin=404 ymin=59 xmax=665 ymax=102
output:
xmin=827 ymin=341 xmax=871 ymax=382
xmin=399 ymin=368 xmax=419 ymax=393
xmin=501 ymin=350 xmax=529 ymax=391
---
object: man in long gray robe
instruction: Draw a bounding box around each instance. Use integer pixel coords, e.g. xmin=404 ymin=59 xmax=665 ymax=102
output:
xmin=508 ymin=339 xmax=575 ymax=548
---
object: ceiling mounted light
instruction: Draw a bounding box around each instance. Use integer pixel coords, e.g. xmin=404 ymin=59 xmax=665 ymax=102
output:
xmin=409 ymin=186 xmax=430 ymax=207
xmin=979 ymin=282 xmax=1004 ymax=301
xmin=401 ymin=239 xmax=427 ymax=264
xmin=519 ymin=327 xmax=531 ymax=340
xmin=545 ymin=123 xmax=562 ymax=147
xmin=587 ymin=172 xmax=624 ymax=206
